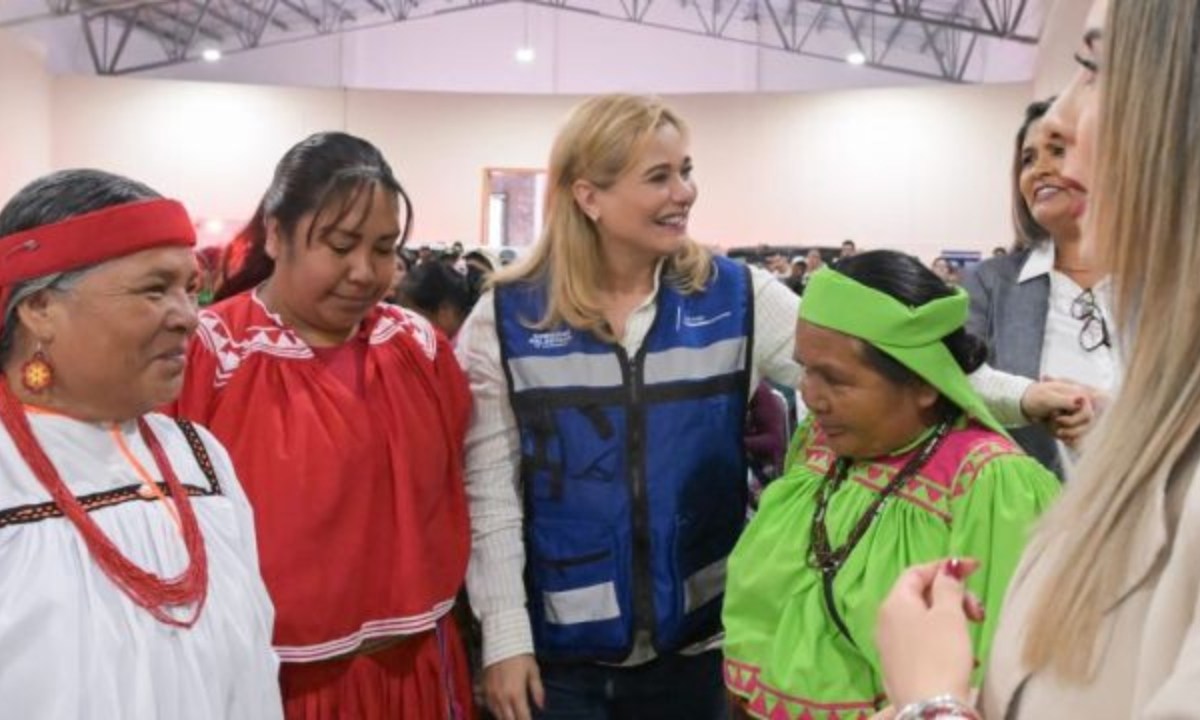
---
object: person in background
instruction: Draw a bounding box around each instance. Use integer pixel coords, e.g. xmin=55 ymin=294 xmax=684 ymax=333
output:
xmin=458 ymin=93 xmax=1091 ymax=720
xmin=948 ymin=265 xmax=961 ymax=286
xmin=763 ymin=249 xmax=790 ymax=279
xmin=962 ymin=98 xmax=1113 ymax=478
xmin=397 ymin=259 xmax=477 ymax=338
xmin=803 ymin=248 xmax=825 ymax=283
xmin=464 ymin=248 xmax=496 ymax=276
xmin=992 ymin=246 xmax=1008 ymax=257
xmin=874 ymin=2 xmax=1200 ymax=717
xmin=415 ymin=245 xmax=434 ymax=266
xmin=931 ymin=257 xmax=953 ymax=284
xmin=195 ymin=245 xmax=223 ymax=306
xmin=0 ymin=169 xmax=281 ymax=718
xmin=498 ymin=247 xmax=519 ymax=266
xmin=447 ymin=241 xmax=468 ymax=274
xmin=386 ymin=247 xmax=412 ymax=304
xmin=723 ymin=252 xmax=1058 ymax=718
xmin=744 ymin=380 xmax=791 ymax=491
xmin=786 ymin=256 xmax=807 ymax=294
xmin=172 ymin=131 xmax=473 ymax=719
xmin=835 ymin=239 xmax=858 ymax=266
xmin=463 ymin=248 xmax=497 ymax=304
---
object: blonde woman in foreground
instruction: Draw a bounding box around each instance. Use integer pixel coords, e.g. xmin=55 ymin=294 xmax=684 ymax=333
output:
xmin=873 ymin=1 xmax=1200 ymax=717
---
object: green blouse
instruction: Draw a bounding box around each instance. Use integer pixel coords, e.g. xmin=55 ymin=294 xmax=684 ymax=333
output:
xmin=722 ymin=416 xmax=1059 ymax=719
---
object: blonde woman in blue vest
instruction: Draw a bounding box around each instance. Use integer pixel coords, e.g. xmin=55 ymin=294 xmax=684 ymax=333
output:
xmin=456 ymin=94 xmax=1093 ymax=720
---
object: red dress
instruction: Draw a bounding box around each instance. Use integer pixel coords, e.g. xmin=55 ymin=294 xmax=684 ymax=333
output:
xmin=171 ymin=291 xmax=472 ymax=719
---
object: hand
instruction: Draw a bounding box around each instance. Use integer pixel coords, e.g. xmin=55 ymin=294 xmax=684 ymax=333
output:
xmin=483 ymin=654 xmax=545 ymax=720
xmin=1049 ymin=395 xmax=1094 ymax=448
xmin=1057 ymin=385 xmax=1113 ymax=448
xmin=1019 ymin=379 xmax=1087 ymax=424
xmin=876 ymin=559 xmax=981 ymax=709
xmin=1024 ymin=378 xmax=1107 ymax=447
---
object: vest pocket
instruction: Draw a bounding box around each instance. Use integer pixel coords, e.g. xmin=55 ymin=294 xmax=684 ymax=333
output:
xmin=529 ymin=519 xmax=631 ymax=658
xmin=666 ymin=507 xmax=743 ymax=647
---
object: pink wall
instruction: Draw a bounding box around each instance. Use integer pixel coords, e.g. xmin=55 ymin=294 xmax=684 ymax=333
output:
xmin=0 ymin=31 xmax=52 ymax=205
xmin=43 ymin=76 xmax=1033 ymax=261
xmin=50 ymin=75 xmax=345 ymax=246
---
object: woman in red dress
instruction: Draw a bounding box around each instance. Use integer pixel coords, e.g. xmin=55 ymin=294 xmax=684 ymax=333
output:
xmin=171 ymin=131 xmax=472 ymax=719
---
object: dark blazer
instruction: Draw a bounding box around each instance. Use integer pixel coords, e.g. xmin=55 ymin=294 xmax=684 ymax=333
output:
xmin=962 ymin=250 xmax=1062 ymax=477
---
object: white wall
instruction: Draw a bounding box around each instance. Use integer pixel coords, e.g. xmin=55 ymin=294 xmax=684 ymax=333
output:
xmin=51 ymin=75 xmax=346 ymax=241
xmin=672 ymin=85 xmax=1031 ymax=259
xmin=44 ymin=73 xmax=1031 ymax=259
xmin=0 ymin=30 xmax=53 ymax=204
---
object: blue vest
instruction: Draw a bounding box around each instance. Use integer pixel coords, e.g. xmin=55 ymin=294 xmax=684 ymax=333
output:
xmin=495 ymin=256 xmax=753 ymax=662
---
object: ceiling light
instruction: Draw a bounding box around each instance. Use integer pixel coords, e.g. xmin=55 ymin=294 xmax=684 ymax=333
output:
xmin=201 ymin=218 xmax=225 ymax=234
xmin=515 ymin=3 xmax=535 ymax=64
xmin=201 ymin=47 xmax=222 ymax=63
xmin=846 ymin=50 xmax=866 ymax=66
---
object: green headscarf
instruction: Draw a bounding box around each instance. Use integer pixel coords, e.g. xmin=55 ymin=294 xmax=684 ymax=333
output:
xmin=799 ymin=268 xmax=1006 ymax=436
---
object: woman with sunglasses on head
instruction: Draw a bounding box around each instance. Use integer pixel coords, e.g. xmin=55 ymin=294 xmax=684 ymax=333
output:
xmin=874 ymin=1 xmax=1200 ymax=717
xmin=962 ymin=97 xmax=1115 ymax=478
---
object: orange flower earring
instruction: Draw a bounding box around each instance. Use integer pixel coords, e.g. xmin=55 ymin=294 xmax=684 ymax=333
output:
xmin=20 ymin=347 xmax=54 ymax=394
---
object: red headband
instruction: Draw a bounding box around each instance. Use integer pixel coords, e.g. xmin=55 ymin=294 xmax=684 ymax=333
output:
xmin=0 ymin=198 xmax=196 ymax=289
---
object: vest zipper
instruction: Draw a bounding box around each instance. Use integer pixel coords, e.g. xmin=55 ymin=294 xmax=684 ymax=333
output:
xmin=618 ymin=344 xmax=656 ymax=653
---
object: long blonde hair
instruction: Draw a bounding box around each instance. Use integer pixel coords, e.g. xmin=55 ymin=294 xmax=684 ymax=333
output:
xmin=491 ymin=94 xmax=712 ymax=341
xmin=1023 ymin=0 xmax=1200 ymax=680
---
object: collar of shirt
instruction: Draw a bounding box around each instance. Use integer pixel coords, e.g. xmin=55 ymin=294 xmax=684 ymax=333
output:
xmin=639 ymin=257 xmax=667 ymax=310
xmin=619 ymin=258 xmax=668 ymax=350
xmin=1017 ymin=242 xmax=1055 ymax=284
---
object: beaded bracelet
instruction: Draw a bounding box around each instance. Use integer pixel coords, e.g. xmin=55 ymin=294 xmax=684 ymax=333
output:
xmin=894 ymin=695 xmax=982 ymax=720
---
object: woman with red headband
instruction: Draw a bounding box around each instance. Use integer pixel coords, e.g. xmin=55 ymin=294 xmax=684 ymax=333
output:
xmin=171 ymin=132 xmax=473 ymax=719
xmin=0 ymin=169 xmax=281 ymax=717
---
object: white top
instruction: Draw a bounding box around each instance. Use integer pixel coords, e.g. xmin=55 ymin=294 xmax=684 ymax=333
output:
xmin=456 ymin=263 xmax=1033 ymax=668
xmin=1019 ymin=243 xmax=1120 ymax=464
xmin=1018 ymin=243 xmax=1119 ymax=390
xmin=0 ymin=411 xmax=282 ymax=720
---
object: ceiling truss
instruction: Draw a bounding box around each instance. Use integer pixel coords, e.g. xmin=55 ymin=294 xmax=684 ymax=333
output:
xmin=1 ymin=0 xmax=1038 ymax=82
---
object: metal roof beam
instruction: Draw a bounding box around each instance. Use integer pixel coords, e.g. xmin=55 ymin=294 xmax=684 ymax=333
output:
xmin=58 ymin=0 xmax=1039 ymax=82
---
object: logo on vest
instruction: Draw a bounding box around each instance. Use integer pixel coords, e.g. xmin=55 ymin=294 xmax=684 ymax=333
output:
xmin=529 ymin=329 xmax=573 ymax=349
xmin=681 ymin=310 xmax=732 ymax=328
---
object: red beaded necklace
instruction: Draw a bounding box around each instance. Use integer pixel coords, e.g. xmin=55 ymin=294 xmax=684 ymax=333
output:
xmin=0 ymin=380 xmax=208 ymax=627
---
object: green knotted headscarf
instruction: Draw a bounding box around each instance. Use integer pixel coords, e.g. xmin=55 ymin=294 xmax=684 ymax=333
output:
xmin=799 ymin=268 xmax=1006 ymax=436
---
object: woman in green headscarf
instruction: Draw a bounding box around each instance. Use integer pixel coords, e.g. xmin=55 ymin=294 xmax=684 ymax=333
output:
xmin=722 ymin=250 xmax=1060 ymax=719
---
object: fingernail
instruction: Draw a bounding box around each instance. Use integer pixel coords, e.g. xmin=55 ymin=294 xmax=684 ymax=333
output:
xmin=945 ymin=558 xmax=965 ymax=580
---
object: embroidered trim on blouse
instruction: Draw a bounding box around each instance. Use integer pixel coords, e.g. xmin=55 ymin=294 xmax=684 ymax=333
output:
xmin=0 ymin=419 xmax=222 ymax=529
xmin=724 ymin=658 xmax=884 ymax=720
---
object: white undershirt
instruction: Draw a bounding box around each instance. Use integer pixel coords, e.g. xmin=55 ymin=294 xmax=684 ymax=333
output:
xmin=1040 ymin=271 xmax=1118 ymax=391
xmin=1020 ymin=243 xmax=1120 ymax=467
